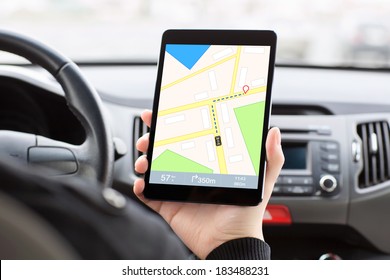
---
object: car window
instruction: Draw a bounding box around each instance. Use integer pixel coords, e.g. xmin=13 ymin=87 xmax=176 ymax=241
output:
xmin=1 ymin=0 xmax=390 ymax=68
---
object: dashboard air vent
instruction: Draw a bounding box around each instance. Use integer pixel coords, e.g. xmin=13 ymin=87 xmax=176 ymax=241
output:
xmin=132 ymin=116 xmax=150 ymax=176
xmin=357 ymin=121 xmax=390 ymax=189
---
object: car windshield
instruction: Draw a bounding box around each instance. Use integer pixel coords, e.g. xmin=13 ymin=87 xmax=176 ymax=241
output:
xmin=1 ymin=0 xmax=390 ymax=68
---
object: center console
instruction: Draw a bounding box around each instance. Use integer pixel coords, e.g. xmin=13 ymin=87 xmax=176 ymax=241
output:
xmin=274 ymin=140 xmax=341 ymax=197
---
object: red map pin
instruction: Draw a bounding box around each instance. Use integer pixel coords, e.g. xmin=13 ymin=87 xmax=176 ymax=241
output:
xmin=243 ymin=85 xmax=250 ymax=94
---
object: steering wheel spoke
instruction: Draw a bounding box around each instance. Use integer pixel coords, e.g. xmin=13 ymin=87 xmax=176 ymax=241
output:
xmin=0 ymin=130 xmax=98 ymax=178
xmin=0 ymin=30 xmax=114 ymax=187
xmin=32 ymin=135 xmax=81 ymax=176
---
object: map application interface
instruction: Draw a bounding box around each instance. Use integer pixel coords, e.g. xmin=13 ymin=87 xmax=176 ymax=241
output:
xmin=149 ymin=44 xmax=271 ymax=189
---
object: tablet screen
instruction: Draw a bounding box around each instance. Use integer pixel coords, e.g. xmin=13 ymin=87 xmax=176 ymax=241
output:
xmin=149 ymin=44 xmax=271 ymax=189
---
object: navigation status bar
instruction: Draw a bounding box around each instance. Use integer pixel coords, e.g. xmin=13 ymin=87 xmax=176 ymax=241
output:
xmin=150 ymin=171 xmax=258 ymax=189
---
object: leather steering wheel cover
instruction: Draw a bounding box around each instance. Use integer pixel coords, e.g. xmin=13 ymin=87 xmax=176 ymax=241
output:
xmin=0 ymin=30 xmax=114 ymax=187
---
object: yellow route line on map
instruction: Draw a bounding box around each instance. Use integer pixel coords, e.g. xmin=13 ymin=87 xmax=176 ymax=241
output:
xmin=161 ymin=54 xmax=236 ymax=91
xmin=154 ymin=128 xmax=214 ymax=147
xmin=216 ymin=146 xmax=227 ymax=174
xmin=159 ymin=99 xmax=210 ymax=117
xmin=209 ymin=104 xmax=217 ymax=134
xmin=158 ymin=86 xmax=266 ymax=117
xmin=210 ymin=103 xmax=228 ymax=174
xmin=229 ymin=46 xmax=242 ymax=95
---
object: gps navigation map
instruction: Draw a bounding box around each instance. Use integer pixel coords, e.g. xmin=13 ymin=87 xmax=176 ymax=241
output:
xmin=149 ymin=44 xmax=271 ymax=189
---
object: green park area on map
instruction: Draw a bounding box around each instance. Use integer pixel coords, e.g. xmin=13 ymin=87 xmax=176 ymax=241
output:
xmin=234 ymin=101 xmax=265 ymax=176
xmin=152 ymin=149 xmax=213 ymax=174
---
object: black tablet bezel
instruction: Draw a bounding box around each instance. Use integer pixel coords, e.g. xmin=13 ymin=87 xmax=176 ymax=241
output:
xmin=143 ymin=29 xmax=277 ymax=206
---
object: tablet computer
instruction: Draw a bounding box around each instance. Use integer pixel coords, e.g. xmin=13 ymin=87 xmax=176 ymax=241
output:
xmin=143 ymin=29 xmax=277 ymax=205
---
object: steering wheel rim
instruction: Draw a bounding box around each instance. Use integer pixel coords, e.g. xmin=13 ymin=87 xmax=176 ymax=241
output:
xmin=0 ymin=29 xmax=114 ymax=188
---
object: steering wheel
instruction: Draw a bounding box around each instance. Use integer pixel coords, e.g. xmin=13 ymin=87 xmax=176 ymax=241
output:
xmin=0 ymin=30 xmax=114 ymax=188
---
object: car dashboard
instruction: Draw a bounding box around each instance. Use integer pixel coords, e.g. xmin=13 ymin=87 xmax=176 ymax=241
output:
xmin=1 ymin=64 xmax=390 ymax=260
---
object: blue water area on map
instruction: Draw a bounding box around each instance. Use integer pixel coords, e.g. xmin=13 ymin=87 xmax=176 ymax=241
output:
xmin=166 ymin=44 xmax=211 ymax=70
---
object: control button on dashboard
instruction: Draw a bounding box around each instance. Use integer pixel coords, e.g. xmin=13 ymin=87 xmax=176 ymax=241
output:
xmin=319 ymin=175 xmax=337 ymax=193
xmin=320 ymin=142 xmax=339 ymax=152
xmin=276 ymin=176 xmax=283 ymax=184
xmin=321 ymin=153 xmax=339 ymax=162
xmin=283 ymin=176 xmax=313 ymax=185
xmin=322 ymin=163 xmax=340 ymax=173
xmin=283 ymin=186 xmax=313 ymax=195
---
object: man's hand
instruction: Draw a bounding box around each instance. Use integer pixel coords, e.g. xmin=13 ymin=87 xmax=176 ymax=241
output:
xmin=134 ymin=110 xmax=284 ymax=259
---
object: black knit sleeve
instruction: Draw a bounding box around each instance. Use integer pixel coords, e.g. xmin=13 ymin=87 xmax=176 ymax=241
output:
xmin=206 ymin=238 xmax=271 ymax=260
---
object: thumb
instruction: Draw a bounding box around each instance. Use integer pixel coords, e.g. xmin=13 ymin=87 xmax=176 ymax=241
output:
xmin=264 ymin=127 xmax=284 ymax=200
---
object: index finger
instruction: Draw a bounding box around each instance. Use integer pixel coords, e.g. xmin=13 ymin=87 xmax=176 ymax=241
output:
xmin=141 ymin=110 xmax=153 ymax=128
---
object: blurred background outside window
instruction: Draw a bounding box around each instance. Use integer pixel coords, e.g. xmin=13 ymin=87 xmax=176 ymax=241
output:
xmin=1 ymin=0 xmax=390 ymax=68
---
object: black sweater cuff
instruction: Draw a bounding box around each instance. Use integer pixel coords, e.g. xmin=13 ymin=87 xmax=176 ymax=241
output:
xmin=206 ymin=238 xmax=271 ymax=260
